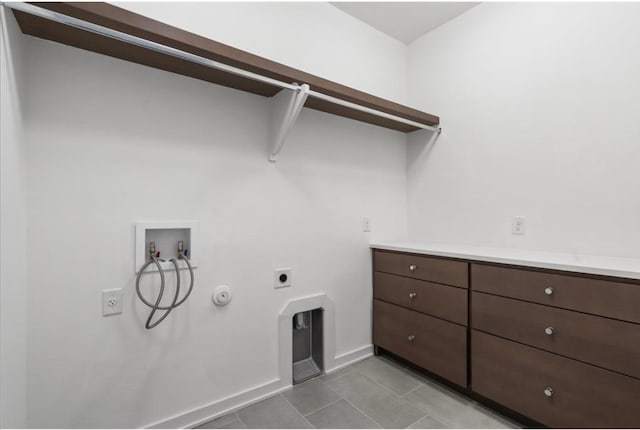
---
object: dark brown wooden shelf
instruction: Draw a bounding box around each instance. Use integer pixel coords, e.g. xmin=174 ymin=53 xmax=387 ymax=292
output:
xmin=13 ymin=2 xmax=440 ymax=132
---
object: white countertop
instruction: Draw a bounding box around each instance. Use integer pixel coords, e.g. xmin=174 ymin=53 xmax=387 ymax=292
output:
xmin=370 ymin=241 xmax=640 ymax=280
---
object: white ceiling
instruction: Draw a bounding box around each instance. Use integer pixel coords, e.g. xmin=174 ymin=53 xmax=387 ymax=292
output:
xmin=331 ymin=2 xmax=479 ymax=44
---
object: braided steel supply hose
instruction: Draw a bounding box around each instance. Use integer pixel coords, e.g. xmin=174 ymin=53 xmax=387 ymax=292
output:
xmin=135 ymin=242 xmax=194 ymax=329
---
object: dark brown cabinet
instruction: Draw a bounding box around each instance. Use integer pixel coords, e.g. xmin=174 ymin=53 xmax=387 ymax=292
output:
xmin=372 ymin=248 xmax=640 ymax=428
xmin=374 ymin=250 xmax=468 ymax=288
xmin=372 ymin=250 xmax=468 ymax=387
xmin=472 ymin=331 xmax=640 ymax=428
xmin=470 ymin=263 xmax=640 ymax=427
xmin=472 ymin=291 xmax=640 ymax=380
xmin=374 ymin=272 xmax=467 ymax=325
xmin=373 ymin=300 xmax=467 ymax=386
xmin=472 ymin=263 xmax=640 ymax=323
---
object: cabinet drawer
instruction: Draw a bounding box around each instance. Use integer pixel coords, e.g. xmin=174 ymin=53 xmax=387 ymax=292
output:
xmin=472 ymin=292 xmax=640 ymax=379
xmin=374 ymin=272 xmax=467 ymax=325
xmin=373 ymin=300 xmax=467 ymax=386
xmin=374 ymin=251 xmax=468 ymax=288
xmin=472 ymin=331 xmax=640 ymax=428
xmin=472 ymin=264 xmax=640 ymax=323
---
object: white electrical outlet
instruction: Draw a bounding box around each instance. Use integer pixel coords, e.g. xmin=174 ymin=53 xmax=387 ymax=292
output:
xmin=512 ymin=216 xmax=526 ymax=235
xmin=362 ymin=217 xmax=371 ymax=232
xmin=102 ymin=288 xmax=123 ymax=316
xmin=274 ymin=269 xmax=292 ymax=289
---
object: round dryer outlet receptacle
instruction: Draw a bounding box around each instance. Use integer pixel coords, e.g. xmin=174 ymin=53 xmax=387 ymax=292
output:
xmin=212 ymin=285 xmax=232 ymax=306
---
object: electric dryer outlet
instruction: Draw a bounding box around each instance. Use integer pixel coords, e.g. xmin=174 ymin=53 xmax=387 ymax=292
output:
xmin=274 ymin=269 xmax=292 ymax=288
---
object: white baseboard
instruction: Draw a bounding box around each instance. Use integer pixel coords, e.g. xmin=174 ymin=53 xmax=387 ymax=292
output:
xmin=146 ymin=344 xmax=373 ymax=429
xmin=330 ymin=344 xmax=373 ymax=371
xmin=147 ymin=379 xmax=290 ymax=429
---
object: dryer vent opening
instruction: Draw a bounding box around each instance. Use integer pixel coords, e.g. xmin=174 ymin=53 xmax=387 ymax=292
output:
xmin=292 ymin=308 xmax=323 ymax=384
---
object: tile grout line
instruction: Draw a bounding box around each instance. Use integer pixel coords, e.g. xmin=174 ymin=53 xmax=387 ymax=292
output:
xmin=341 ymin=397 xmax=385 ymax=429
xmin=363 ymin=360 xmax=456 ymax=428
xmin=348 ymin=358 xmax=430 ymax=427
xmin=354 ymin=361 xmax=474 ymax=428
xmin=401 ymin=383 xmax=425 ymax=398
xmin=404 ymin=414 xmax=428 ymax=429
xmin=319 ymin=367 xmax=355 ymax=384
xmin=279 ymin=393 xmax=316 ymax=429
xmin=401 ymin=400 xmax=458 ymax=429
xmin=235 ymin=412 xmax=246 ymax=430
xmin=346 ymin=356 xmax=517 ymax=429
xmin=321 ymin=368 xmax=355 ymax=382
xmin=399 ymin=380 xmax=517 ymax=428
xmin=302 ymin=398 xmax=343 ymax=417
xmin=353 ymin=359 xmax=426 ymax=397
xmin=351 ymin=366 xmax=413 ymax=400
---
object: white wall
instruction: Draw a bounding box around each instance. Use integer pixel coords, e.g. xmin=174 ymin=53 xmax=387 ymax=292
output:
xmin=407 ymin=3 xmax=640 ymax=258
xmin=116 ymin=2 xmax=409 ymax=105
xmin=21 ymin=29 xmax=407 ymax=429
xmin=0 ymin=8 xmax=27 ymax=429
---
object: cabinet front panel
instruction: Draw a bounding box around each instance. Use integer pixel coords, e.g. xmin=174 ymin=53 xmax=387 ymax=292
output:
xmin=374 ymin=272 xmax=467 ymax=326
xmin=472 ymin=292 xmax=640 ymax=379
xmin=472 ymin=331 xmax=640 ymax=428
xmin=374 ymin=251 xmax=468 ymax=288
xmin=373 ymin=300 xmax=467 ymax=386
xmin=472 ymin=263 xmax=640 ymax=323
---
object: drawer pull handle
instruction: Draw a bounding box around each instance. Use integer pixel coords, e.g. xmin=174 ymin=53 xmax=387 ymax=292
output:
xmin=409 ymin=292 xmax=417 ymax=299
xmin=545 ymin=287 xmax=554 ymax=296
xmin=545 ymin=327 xmax=555 ymax=335
xmin=407 ymin=335 xmax=416 ymax=342
xmin=544 ymin=387 xmax=554 ymax=397
xmin=409 ymin=265 xmax=417 ymax=271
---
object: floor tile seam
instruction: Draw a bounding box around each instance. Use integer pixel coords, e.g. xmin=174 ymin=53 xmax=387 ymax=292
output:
xmin=416 ymin=405 xmax=512 ymax=430
xmin=228 ymin=411 xmax=240 ymax=424
xmin=400 ymin=382 xmax=426 ymax=398
xmin=351 ymin=367 xmax=413 ymax=399
xmin=221 ymin=419 xmax=244 ymax=429
xmin=356 ymin=373 xmax=426 ymax=410
xmin=375 ymin=357 xmax=519 ymax=429
xmin=311 ymin=378 xmax=343 ymax=397
xmin=302 ymin=397 xmax=344 ymax=418
xmin=334 ymin=373 xmax=427 ymax=422
xmin=353 ymin=362 xmax=425 ymax=396
xmin=403 ymin=413 xmax=436 ymax=429
xmin=326 ymin=366 xmax=355 ymax=378
xmin=321 ymin=368 xmax=356 ymax=385
xmin=341 ymin=397 xmax=386 ymax=429
xmin=234 ymin=413 xmax=246 ymax=429
xmin=394 ymin=395 xmax=460 ymax=429
xmin=409 ymin=408 xmax=458 ymax=429
xmin=279 ymin=393 xmax=315 ymax=429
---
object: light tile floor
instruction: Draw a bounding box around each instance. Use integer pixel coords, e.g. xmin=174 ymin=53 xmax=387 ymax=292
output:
xmin=195 ymin=355 xmax=520 ymax=429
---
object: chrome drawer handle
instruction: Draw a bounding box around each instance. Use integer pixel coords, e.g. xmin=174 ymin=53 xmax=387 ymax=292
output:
xmin=544 ymin=387 xmax=553 ymax=397
xmin=545 ymin=287 xmax=554 ymax=296
xmin=409 ymin=292 xmax=417 ymax=299
xmin=409 ymin=265 xmax=417 ymax=271
xmin=407 ymin=335 xmax=415 ymax=342
xmin=545 ymin=327 xmax=555 ymax=335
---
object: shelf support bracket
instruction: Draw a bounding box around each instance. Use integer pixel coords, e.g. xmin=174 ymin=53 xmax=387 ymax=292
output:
xmin=269 ymin=83 xmax=309 ymax=162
